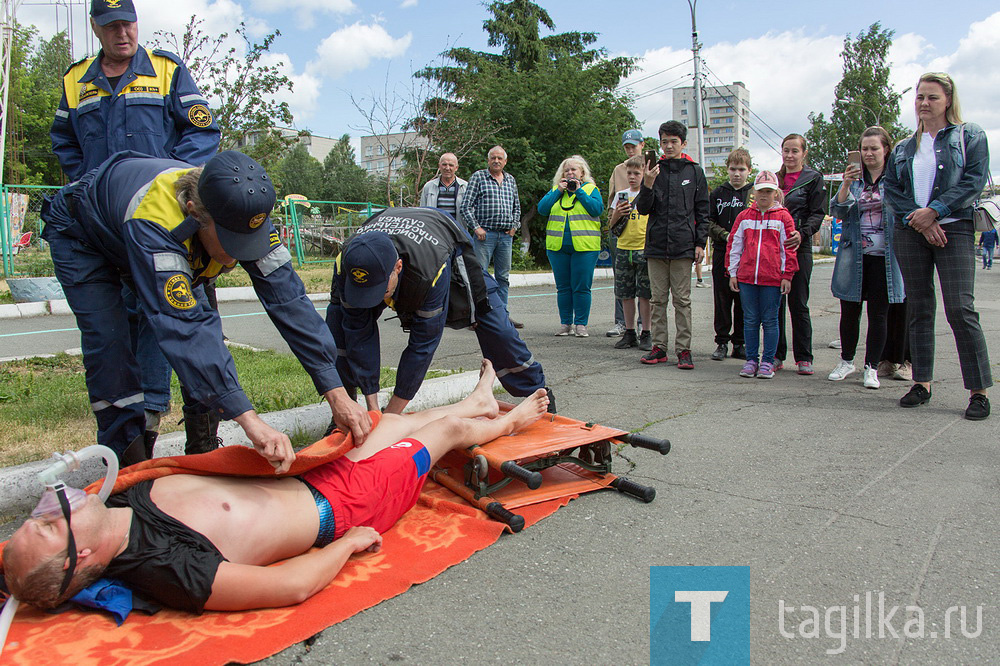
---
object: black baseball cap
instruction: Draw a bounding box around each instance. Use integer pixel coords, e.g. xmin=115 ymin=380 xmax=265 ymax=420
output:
xmin=198 ymin=151 xmax=276 ymax=261
xmin=341 ymin=231 xmax=399 ymax=308
xmin=90 ymin=0 xmax=137 ymax=25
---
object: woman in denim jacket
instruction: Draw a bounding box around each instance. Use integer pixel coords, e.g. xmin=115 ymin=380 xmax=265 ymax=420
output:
xmin=829 ymin=127 xmax=905 ymax=389
xmin=883 ymin=72 xmax=992 ymax=420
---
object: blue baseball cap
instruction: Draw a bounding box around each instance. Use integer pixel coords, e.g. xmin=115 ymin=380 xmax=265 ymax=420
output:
xmin=622 ymin=129 xmax=644 ymax=146
xmin=90 ymin=0 xmax=137 ymax=25
xmin=198 ymin=151 xmax=276 ymax=262
xmin=341 ymin=231 xmax=399 ymax=308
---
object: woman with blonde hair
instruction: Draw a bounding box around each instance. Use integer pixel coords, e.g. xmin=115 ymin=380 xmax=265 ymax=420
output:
xmin=883 ymin=72 xmax=992 ymax=420
xmin=537 ymin=155 xmax=604 ymax=336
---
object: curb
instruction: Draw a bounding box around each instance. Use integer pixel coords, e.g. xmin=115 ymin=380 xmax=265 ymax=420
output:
xmin=0 ymin=370 xmax=491 ymax=515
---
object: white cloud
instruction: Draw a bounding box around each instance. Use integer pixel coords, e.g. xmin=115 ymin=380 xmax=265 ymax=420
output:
xmin=250 ymin=0 xmax=356 ymax=30
xmin=401 ymin=0 xmax=419 ymax=7
xmin=259 ymin=52 xmax=322 ymax=123
xmin=308 ymin=23 xmax=412 ymax=79
xmin=624 ymin=15 xmax=1000 ymax=173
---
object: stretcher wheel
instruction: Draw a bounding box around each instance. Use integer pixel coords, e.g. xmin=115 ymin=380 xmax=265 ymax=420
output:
xmin=473 ymin=454 xmax=489 ymax=480
xmin=623 ymin=433 xmax=671 ymax=455
xmin=500 ymin=461 xmax=543 ymax=489
xmin=611 ymin=477 xmax=656 ymax=503
xmin=486 ymin=502 xmax=525 ymax=532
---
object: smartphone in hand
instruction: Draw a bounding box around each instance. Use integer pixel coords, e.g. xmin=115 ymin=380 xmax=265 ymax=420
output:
xmin=644 ymin=150 xmax=658 ymax=169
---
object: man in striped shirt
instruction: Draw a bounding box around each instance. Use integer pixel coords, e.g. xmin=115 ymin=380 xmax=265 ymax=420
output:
xmin=460 ymin=146 xmax=523 ymax=327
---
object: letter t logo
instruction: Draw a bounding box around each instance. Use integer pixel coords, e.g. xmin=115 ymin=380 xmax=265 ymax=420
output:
xmin=675 ymin=590 xmax=729 ymax=641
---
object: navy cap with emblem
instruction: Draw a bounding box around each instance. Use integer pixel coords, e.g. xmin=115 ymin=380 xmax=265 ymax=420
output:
xmin=198 ymin=151 xmax=277 ymax=262
xmin=341 ymin=231 xmax=399 ymax=309
xmin=90 ymin=0 xmax=137 ymax=26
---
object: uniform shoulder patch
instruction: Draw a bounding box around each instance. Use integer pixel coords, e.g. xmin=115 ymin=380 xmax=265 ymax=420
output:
xmin=164 ymin=273 xmax=197 ymax=310
xmin=188 ymin=104 xmax=213 ymax=128
xmin=151 ymin=49 xmax=184 ymax=65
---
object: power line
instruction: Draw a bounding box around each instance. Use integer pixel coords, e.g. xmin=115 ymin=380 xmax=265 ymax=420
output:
xmin=632 ymin=74 xmax=692 ymax=102
xmin=697 ymin=62 xmax=783 ymax=155
xmin=700 ymin=60 xmax=784 ymax=145
xmin=615 ymin=57 xmax=693 ymax=92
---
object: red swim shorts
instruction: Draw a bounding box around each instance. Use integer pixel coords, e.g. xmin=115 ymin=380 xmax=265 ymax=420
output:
xmin=300 ymin=438 xmax=431 ymax=538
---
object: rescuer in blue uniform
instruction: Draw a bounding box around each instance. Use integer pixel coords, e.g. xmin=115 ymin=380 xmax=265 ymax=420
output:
xmin=41 ymin=151 xmax=372 ymax=467
xmin=51 ymin=0 xmax=220 ymax=180
xmin=51 ymin=0 xmax=222 ymax=454
xmin=326 ymin=207 xmax=554 ymax=416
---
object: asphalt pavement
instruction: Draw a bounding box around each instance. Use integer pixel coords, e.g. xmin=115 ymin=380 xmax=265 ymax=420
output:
xmin=2 ymin=262 xmax=998 ymax=664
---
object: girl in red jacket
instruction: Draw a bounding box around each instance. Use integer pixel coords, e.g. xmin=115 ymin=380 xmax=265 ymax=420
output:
xmin=725 ymin=171 xmax=799 ymax=378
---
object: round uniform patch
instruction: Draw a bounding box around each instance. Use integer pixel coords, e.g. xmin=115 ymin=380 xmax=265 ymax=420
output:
xmin=188 ymin=104 xmax=213 ymax=128
xmin=249 ymin=212 xmax=267 ymax=229
xmin=164 ymin=274 xmax=196 ymax=310
xmin=350 ymin=268 xmax=369 ymax=284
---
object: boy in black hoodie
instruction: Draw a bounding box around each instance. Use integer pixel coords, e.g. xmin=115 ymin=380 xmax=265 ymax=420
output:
xmin=634 ymin=120 xmax=709 ymax=369
xmin=708 ymin=147 xmax=754 ymax=361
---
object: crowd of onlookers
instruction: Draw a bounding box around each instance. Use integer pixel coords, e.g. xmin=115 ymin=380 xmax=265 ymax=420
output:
xmin=421 ymin=71 xmax=993 ymax=421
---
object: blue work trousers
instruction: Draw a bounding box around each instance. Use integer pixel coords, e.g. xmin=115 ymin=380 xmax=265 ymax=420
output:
xmin=474 ymin=272 xmax=545 ymax=396
xmin=121 ymin=285 xmax=172 ymax=414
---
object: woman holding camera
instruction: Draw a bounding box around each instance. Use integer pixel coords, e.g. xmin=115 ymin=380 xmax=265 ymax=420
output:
xmin=538 ymin=155 xmax=604 ymax=336
xmin=883 ymin=72 xmax=991 ymax=420
xmin=828 ymin=126 xmax=904 ymax=389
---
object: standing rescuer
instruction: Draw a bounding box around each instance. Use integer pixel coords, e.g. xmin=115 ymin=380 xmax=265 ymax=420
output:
xmin=41 ymin=150 xmax=372 ymax=467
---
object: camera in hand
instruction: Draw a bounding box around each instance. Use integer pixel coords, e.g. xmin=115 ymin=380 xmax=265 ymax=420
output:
xmin=566 ymin=178 xmax=580 ymax=192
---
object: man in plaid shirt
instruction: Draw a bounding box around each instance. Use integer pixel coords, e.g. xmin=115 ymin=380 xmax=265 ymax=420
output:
xmin=461 ymin=145 xmax=523 ymax=327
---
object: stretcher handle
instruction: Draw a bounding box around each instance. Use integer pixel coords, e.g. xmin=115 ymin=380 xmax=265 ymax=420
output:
xmin=622 ymin=433 xmax=671 ymax=455
xmin=500 ymin=461 xmax=543 ymax=490
xmin=611 ymin=477 xmax=656 ymax=503
xmin=485 ymin=502 xmax=525 ymax=533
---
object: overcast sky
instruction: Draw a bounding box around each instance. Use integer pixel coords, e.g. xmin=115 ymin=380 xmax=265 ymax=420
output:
xmin=16 ymin=1 xmax=1000 ymax=172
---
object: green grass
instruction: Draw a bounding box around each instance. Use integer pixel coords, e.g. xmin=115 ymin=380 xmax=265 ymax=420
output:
xmin=0 ymin=349 xmax=459 ymax=468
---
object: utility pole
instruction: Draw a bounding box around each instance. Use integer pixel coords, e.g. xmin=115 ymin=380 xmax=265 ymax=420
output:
xmin=0 ymin=0 xmax=22 ymax=185
xmin=686 ymin=0 xmax=704 ymax=164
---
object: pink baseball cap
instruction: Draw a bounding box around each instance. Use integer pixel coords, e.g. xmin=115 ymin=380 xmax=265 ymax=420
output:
xmin=754 ymin=170 xmax=780 ymax=191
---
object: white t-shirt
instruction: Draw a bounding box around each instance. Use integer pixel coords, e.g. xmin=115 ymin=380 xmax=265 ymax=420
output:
xmin=912 ymin=132 xmax=957 ymax=225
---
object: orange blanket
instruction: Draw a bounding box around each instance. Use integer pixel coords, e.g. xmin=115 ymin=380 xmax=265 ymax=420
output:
xmin=0 ymin=420 xmax=571 ymax=665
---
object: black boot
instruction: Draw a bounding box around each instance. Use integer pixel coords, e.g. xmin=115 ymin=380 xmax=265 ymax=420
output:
xmin=183 ymin=408 xmax=222 ymax=455
xmin=120 ymin=433 xmax=149 ymax=467
xmin=144 ymin=430 xmax=159 ymax=459
xmin=545 ymin=386 xmax=557 ymax=414
xmin=731 ymin=344 xmax=747 ymax=360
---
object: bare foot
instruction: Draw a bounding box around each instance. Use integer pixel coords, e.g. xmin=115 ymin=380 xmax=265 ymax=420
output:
xmin=466 ymin=359 xmax=499 ymax=418
xmin=502 ymin=388 xmax=549 ymax=433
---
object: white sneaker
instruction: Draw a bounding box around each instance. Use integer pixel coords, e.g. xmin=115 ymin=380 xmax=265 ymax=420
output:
xmin=863 ymin=365 xmax=880 ymax=389
xmin=555 ymin=324 xmax=572 ymax=336
xmin=575 ymin=325 xmax=589 ymax=337
xmin=828 ymin=359 xmax=856 ymax=381
xmin=893 ymin=361 xmax=913 ymax=381
xmin=828 ymin=338 xmax=842 ymax=349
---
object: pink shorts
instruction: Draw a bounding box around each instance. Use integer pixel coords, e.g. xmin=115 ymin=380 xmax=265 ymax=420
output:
xmin=300 ymin=438 xmax=431 ymax=538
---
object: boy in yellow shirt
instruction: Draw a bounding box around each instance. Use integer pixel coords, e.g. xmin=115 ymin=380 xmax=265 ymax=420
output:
xmin=608 ymin=155 xmax=651 ymax=350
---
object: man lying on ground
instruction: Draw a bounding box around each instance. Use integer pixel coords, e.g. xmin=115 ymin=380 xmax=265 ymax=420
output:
xmin=3 ymin=361 xmax=548 ymax=614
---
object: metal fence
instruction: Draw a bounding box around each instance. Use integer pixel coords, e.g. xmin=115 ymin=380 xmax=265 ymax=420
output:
xmin=1 ymin=188 xmax=383 ymax=278
xmin=1 ymin=184 xmax=60 ymax=278
xmin=281 ymin=198 xmax=383 ymax=266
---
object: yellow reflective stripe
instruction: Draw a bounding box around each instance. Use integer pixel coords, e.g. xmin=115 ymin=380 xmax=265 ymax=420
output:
xmin=430 ymin=261 xmax=447 ymax=287
xmin=131 ymin=170 xmax=194 ymax=253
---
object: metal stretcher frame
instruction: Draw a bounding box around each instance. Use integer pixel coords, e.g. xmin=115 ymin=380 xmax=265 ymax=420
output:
xmin=431 ymin=405 xmax=671 ymax=532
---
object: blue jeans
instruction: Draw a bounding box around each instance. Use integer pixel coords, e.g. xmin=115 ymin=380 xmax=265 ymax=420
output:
xmin=547 ymin=247 xmax=600 ymax=326
xmin=474 ymin=230 xmax=513 ymax=305
xmin=740 ymin=283 xmax=781 ymax=364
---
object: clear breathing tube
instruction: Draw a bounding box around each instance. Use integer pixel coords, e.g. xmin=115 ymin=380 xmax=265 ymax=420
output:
xmin=1 ymin=445 xmax=118 ymax=658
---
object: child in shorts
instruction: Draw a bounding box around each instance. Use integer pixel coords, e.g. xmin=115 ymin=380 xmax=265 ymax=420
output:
xmin=608 ymin=155 xmax=652 ymax=351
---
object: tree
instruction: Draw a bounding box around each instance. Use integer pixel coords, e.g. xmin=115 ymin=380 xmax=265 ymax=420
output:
xmin=413 ymin=0 xmax=637 ymax=262
xmin=274 ymin=143 xmax=323 ymax=199
xmin=152 ymin=17 xmax=296 ymax=171
xmin=805 ymin=23 xmax=909 ymax=175
xmin=4 ymin=24 xmax=70 ymax=185
xmin=321 ymin=134 xmax=376 ymax=204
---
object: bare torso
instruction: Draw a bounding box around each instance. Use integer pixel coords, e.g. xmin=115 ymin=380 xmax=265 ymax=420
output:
xmin=148 ymin=475 xmax=319 ymax=565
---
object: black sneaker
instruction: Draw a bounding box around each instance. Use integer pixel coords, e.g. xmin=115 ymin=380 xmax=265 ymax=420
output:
xmin=965 ymin=393 xmax=990 ymax=420
xmin=638 ymin=330 xmax=652 ymax=351
xmin=711 ymin=343 xmax=728 ymax=361
xmin=677 ymin=349 xmax=694 ymax=370
xmin=640 ymin=345 xmax=669 ymax=364
xmin=899 ymin=384 xmax=931 ymax=408
xmin=731 ymin=344 xmax=746 ymax=360
xmin=614 ymin=329 xmax=638 ymax=349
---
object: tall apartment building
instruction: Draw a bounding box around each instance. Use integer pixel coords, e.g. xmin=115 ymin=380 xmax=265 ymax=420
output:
xmin=672 ymin=81 xmax=751 ymax=169
xmin=359 ymin=131 xmax=430 ymax=181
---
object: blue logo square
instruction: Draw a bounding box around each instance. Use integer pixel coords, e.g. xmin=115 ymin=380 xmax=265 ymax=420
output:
xmin=650 ymin=566 xmax=750 ymax=665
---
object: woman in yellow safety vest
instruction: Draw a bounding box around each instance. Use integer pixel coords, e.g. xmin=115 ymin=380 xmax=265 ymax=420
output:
xmin=537 ymin=155 xmax=604 ymax=337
